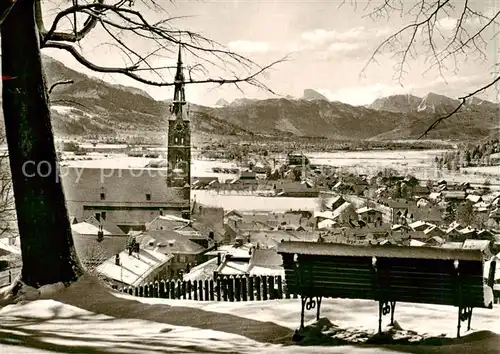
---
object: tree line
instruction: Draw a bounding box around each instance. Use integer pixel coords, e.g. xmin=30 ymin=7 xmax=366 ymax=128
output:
xmin=435 ymin=139 xmax=499 ymax=170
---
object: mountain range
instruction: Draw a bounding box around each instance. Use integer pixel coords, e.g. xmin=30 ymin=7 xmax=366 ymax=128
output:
xmin=8 ymin=55 xmax=497 ymax=141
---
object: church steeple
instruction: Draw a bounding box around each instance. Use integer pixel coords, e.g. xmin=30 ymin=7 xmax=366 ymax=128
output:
xmin=166 ymin=43 xmax=191 ymax=213
xmin=171 ymin=45 xmax=186 ymax=118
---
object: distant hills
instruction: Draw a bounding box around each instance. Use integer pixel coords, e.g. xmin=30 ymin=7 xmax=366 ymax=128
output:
xmin=13 ymin=55 xmax=498 ymax=141
xmin=302 ymin=89 xmax=328 ymax=101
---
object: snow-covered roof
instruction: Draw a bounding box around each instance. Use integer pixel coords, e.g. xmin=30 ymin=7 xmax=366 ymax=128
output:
xmin=423 ymin=225 xmax=441 ymax=235
xmin=72 ymin=222 xmax=112 ymax=236
xmin=356 ymin=206 xmax=377 ymax=214
xmin=217 ymin=261 xmax=248 ymax=275
xmin=466 ymin=195 xmax=482 ymax=203
xmin=248 ymin=266 xmax=284 ymax=277
xmin=409 ymin=220 xmax=427 ymax=230
xmin=332 ymin=202 xmax=352 ymax=219
xmin=97 ymin=249 xmax=173 ymax=287
xmin=318 ymin=219 xmax=337 ymax=230
xmin=410 ymin=240 xmax=426 ymax=247
xmin=183 ymin=257 xmax=219 ymax=282
xmin=158 ymin=215 xmax=190 ymax=223
xmin=139 ymin=231 xmax=208 ymax=255
xmin=205 ymin=243 xmax=253 ymax=259
xmin=459 ymin=227 xmax=476 ymax=235
xmin=314 ymin=210 xmax=337 ymax=220
xmin=462 ymin=239 xmax=490 ymax=250
xmin=441 ymin=242 xmax=464 ymax=249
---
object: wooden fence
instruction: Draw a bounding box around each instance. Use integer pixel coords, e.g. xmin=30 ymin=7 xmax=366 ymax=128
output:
xmin=118 ymin=275 xmax=299 ymax=302
xmin=0 ymin=267 xmax=21 ymax=288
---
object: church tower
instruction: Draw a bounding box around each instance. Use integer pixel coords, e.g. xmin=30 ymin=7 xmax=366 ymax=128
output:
xmin=166 ymin=46 xmax=191 ymax=217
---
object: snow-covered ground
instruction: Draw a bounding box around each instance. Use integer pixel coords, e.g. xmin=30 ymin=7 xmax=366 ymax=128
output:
xmin=0 ymin=275 xmax=499 ymax=353
xmin=115 ymin=293 xmax=500 ymax=339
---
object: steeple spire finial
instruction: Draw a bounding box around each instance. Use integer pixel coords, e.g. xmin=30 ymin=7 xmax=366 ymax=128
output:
xmin=177 ymin=43 xmax=182 ymax=65
xmin=171 ymin=44 xmax=186 ymax=117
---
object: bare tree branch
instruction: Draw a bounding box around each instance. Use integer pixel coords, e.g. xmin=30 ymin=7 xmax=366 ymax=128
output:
xmin=39 ymin=0 xmax=105 ymax=44
xmin=43 ymin=41 xmax=287 ymax=93
xmin=37 ymin=0 xmax=283 ymax=95
xmin=419 ymin=75 xmax=500 ymax=138
xmin=0 ymin=0 xmax=17 ymax=27
xmin=48 ymin=80 xmax=75 ymax=94
xmin=342 ymin=0 xmax=500 ymax=136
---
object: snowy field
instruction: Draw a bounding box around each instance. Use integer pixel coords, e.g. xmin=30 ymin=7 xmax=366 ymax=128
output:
xmin=61 ymin=150 xmax=500 ymax=187
xmin=305 ymin=150 xmax=499 ymax=185
xmin=191 ymin=191 xmax=319 ymax=211
xmin=0 ymin=275 xmax=499 ymax=354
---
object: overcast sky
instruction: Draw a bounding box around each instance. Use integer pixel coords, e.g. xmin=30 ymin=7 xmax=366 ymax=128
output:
xmin=43 ymin=0 xmax=499 ymax=106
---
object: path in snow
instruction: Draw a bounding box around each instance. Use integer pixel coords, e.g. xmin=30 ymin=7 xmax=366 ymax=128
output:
xmin=51 ymin=275 xmax=294 ymax=345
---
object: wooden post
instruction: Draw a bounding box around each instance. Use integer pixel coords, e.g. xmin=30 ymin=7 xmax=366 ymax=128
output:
xmin=262 ymin=276 xmax=268 ymax=300
xmin=204 ymin=280 xmax=209 ymax=301
xmin=139 ymin=285 xmax=144 ymax=297
xmin=182 ymin=281 xmax=187 ymax=300
xmin=277 ymin=276 xmax=283 ymax=299
xmin=209 ymin=280 xmax=215 ymax=301
xmin=159 ymin=280 xmax=165 ymax=298
xmin=153 ymin=281 xmax=159 ymax=297
xmin=255 ymin=276 xmax=261 ymax=301
xmin=268 ymin=276 xmax=275 ymax=300
xmin=193 ymin=280 xmax=198 ymax=300
xmin=228 ymin=276 xmax=234 ymax=302
xmin=149 ymin=282 xmax=154 ymax=298
xmin=249 ymin=276 xmax=254 ymax=301
xmin=134 ymin=287 xmax=139 ymax=297
xmin=170 ymin=281 xmax=176 ymax=299
xmin=222 ymin=277 xmax=228 ymax=302
xmin=165 ymin=281 xmax=170 ymax=299
xmin=187 ymin=280 xmax=192 ymax=300
xmin=198 ymin=280 xmax=203 ymax=300
xmin=235 ymin=276 xmax=241 ymax=301
xmin=176 ymin=280 xmax=181 ymax=299
xmin=242 ymin=276 xmax=248 ymax=301
xmin=216 ymin=278 xmax=222 ymax=301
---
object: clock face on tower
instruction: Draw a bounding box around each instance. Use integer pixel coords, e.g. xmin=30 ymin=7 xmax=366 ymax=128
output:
xmin=175 ymin=121 xmax=185 ymax=133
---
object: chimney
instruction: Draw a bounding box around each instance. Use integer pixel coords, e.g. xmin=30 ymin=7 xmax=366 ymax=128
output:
xmin=115 ymin=254 xmax=120 ymax=266
xmin=217 ymin=253 xmax=221 ymax=265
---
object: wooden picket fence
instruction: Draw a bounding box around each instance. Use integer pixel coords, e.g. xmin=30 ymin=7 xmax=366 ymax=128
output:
xmin=119 ymin=275 xmax=298 ymax=302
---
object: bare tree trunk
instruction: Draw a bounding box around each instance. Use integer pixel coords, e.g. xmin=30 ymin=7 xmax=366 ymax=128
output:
xmin=1 ymin=0 xmax=83 ymax=287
